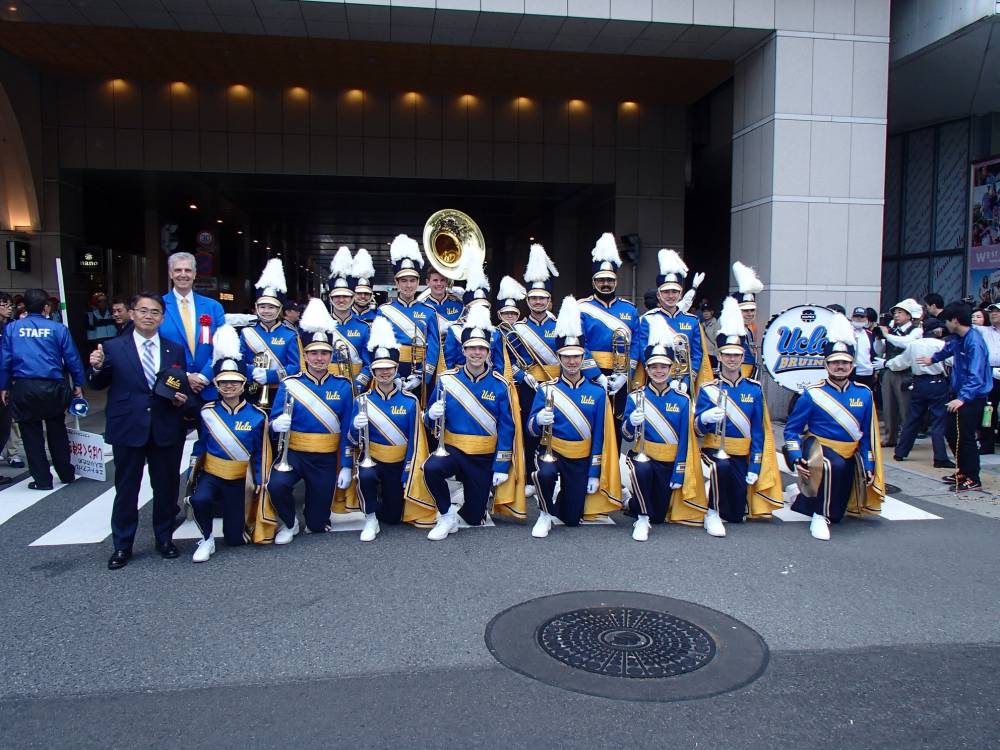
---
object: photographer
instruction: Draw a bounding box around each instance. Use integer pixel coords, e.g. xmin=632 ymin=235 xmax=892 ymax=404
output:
xmin=874 ymin=299 xmax=923 ymax=447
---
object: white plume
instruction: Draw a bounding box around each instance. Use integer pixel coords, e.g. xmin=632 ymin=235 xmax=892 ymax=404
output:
xmin=826 ymin=312 xmax=856 ymax=347
xmin=329 ymin=246 xmax=354 ymax=278
xmin=352 ymin=248 xmax=375 ymax=280
xmin=497 ymin=275 xmax=526 ymax=302
xmin=524 ymin=243 xmax=559 ymax=283
xmin=553 ymin=296 xmax=583 ymax=338
xmin=254 ymin=258 xmax=287 ymax=293
xmin=464 ymin=261 xmax=490 ymax=294
xmin=657 ymin=249 xmax=688 ymax=277
xmin=591 ymin=233 xmax=621 ymax=264
xmin=647 ymin=313 xmax=677 ymax=349
xmin=718 ymin=296 xmax=746 ymax=339
xmin=212 ymin=324 xmax=242 ymax=363
xmin=389 ymin=234 xmax=423 ymax=267
xmin=300 ymin=298 xmax=336 ymax=334
xmin=732 ymin=261 xmax=763 ymax=294
xmin=367 ymin=315 xmax=399 ymax=352
xmin=450 ymin=285 xmax=465 ymax=296
xmin=464 ymin=302 xmax=494 ymax=333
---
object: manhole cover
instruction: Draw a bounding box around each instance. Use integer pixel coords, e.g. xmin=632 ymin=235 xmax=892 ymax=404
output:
xmin=537 ymin=607 xmax=715 ymax=678
xmin=486 ymin=591 xmax=768 ymax=702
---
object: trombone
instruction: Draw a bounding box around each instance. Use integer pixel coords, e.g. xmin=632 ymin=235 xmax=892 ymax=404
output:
xmin=273 ymin=395 xmax=295 ymax=472
xmin=610 ymin=328 xmax=629 ymax=418
xmin=498 ymin=321 xmax=546 ymax=384
xmin=539 ymin=384 xmax=557 ymax=463
xmin=632 ymin=389 xmax=650 ymax=463
xmin=714 ymin=389 xmax=730 ymax=460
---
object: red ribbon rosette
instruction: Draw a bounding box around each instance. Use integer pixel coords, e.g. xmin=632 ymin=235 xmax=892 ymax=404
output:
xmin=199 ymin=313 xmax=212 ymax=345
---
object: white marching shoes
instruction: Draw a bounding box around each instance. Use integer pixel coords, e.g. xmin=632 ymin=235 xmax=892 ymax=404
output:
xmin=810 ymin=513 xmax=831 ymax=541
xmin=427 ymin=507 xmax=459 ymax=541
xmin=532 ymin=511 xmax=553 ymax=538
xmin=360 ymin=513 xmax=380 ymax=542
xmin=192 ymin=537 xmax=215 ymax=563
xmin=632 ymin=515 xmax=650 ymax=542
xmin=704 ymin=509 xmax=726 ymax=537
xmin=274 ymin=517 xmax=300 ymax=545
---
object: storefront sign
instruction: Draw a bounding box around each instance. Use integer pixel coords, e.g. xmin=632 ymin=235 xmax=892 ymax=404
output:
xmin=6 ymin=240 xmax=30 ymax=273
xmin=969 ymin=155 xmax=1000 ymax=304
xmin=76 ymin=245 xmax=104 ymax=274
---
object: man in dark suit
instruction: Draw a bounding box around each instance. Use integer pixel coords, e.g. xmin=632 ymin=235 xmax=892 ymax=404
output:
xmin=88 ymin=292 xmax=194 ymax=570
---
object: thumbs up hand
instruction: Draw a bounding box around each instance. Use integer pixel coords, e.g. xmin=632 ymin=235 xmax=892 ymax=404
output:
xmin=89 ymin=344 xmax=105 ymax=370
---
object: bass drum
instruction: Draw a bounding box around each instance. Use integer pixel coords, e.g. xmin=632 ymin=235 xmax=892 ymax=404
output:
xmin=761 ymin=304 xmax=837 ymax=394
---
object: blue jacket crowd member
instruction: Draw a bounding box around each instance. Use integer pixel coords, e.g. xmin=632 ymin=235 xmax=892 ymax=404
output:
xmin=327 ymin=247 xmax=372 ymax=393
xmin=0 ymin=288 xmax=85 ymax=490
xmin=241 ymin=258 xmax=301 ymax=403
xmin=921 ymin=303 xmax=994 ymax=491
xmin=528 ymin=296 xmax=621 ymax=538
xmin=190 ymin=326 xmax=271 ymax=563
xmin=420 ymin=305 xmax=518 ymax=540
xmin=159 ymin=251 xmax=226 ymax=400
xmin=785 ymin=312 xmax=884 ymax=541
xmin=630 ymin=249 xmax=712 ymax=395
xmin=350 ymin=248 xmax=378 ymax=325
xmin=731 ymin=261 xmax=764 ymax=378
xmin=621 ymin=315 xmax=708 ymax=541
xmin=579 ymin=232 xmax=638 ymax=449
xmin=695 ymin=298 xmax=782 ymax=533
xmin=267 ymin=300 xmax=354 ymax=542
xmin=349 ymin=317 xmax=424 ymax=542
xmin=376 ymin=234 xmax=439 ymax=397
xmin=87 ymin=292 xmax=192 ymax=570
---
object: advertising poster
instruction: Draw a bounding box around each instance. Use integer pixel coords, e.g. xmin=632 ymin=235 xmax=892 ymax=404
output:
xmin=968 ymin=156 xmax=1000 ymax=304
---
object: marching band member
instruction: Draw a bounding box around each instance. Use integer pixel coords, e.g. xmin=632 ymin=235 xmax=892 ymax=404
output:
xmin=784 ymin=312 xmax=884 ymax=540
xmin=190 ymin=326 xmax=272 ymax=561
xmin=349 ymin=317 xmax=429 ymax=542
xmin=731 ymin=261 xmax=764 ymax=378
xmin=327 ymin=246 xmax=372 ymax=393
xmin=419 ymin=305 xmax=525 ymax=540
xmin=528 ymin=296 xmax=621 ymax=538
xmin=419 ymin=265 xmax=463 ymax=341
xmin=694 ymin=297 xmax=782 ymax=535
xmin=241 ymin=258 xmax=300 ymax=401
xmin=497 ymin=276 xmax=526 ymax=328
xmin=351 ymin=248 xmax=378 ymax=324
xmin=443 ymin=261 xmax=494 ymax=369
xmin=621 ymin=315 xmax=708 ymax=541
xmin=579 ymin=233 xmax=638 ymax=446
xmin=630 ymin=249 xmax=713 ymax=395
xmin=267 ymin=299 xmax=355 ymax=542
xmin=375 ymin=234 xmax=439 ymax=395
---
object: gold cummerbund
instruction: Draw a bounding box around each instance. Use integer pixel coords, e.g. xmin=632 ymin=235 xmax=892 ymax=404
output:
xmin=289 ymin=431 xmax=340 ymax=453
xmin=444 ymin=430 xmax=496 ymax=455
xmin=551 ymin=436 xmax=591 ymax=460
xmin=815 ymin=435 xmax=858 ymax=459
xmin=592 ymin=351 xmax=620 ymax=371
xmin=204 ymin=454 xmax=249 ymax=480
xmin=702 ymin=434 xmax=750 ymax=456
xmin=638 ymin=441 xmax=678 ymax=463
xmin=369 ymin=443 xmax=407 ymax=463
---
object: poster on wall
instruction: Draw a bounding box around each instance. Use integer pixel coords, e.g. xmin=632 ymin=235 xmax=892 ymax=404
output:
xmin=969 ymin=156 xmax=1000 ymax=305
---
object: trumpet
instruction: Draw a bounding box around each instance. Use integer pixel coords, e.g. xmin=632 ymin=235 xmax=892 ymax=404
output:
xmin=357 ymin=394 xmax=376 ymax=469
xmin=248 ymin=351 xmax=268 ymax=397
xmin=257 ymin=353 xmax=272 ymax=407
xmin=273 ymin=395 xmax=295 ymax=472
xmin=632 ymin=389 xmax=650 ymax=463
xmin=411 ymin=319 xmax=428 ymax=407
xmin=539 ymin=384 xmax=557 ymax=463
xmin=432 ymin=387 xmax=449 ymax=457
xmin=611 ymin=328 xmax=630 ymax=418
xmin=333 ymin=340 xmax=356 ymax=396
xmin=715 ymin=389 xmax=730 ymax=460
xmin=671 ymin=335 xmax=692 ymax=393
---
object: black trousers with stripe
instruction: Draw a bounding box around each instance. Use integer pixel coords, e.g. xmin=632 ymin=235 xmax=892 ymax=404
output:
xmin=702 ymin=449 xmax=749 ymax=523
xmin=533 ymin=451 xmax=589 ymax=526
xmin=190 ymin=473 xmax=246 ymax=546
xmin=266 ymin=449 xmax=337 ymax=533
xmin=357 ymin=460 xmax=405 ymax=523
xmin=625 ymin=453 xmax=674 ymax=523
xmin=423 ymin=447 xmax=493 ymax=525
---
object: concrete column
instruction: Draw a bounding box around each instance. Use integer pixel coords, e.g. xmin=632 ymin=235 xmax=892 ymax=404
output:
xmin=730 ymin=0 xmax=891 ymax=320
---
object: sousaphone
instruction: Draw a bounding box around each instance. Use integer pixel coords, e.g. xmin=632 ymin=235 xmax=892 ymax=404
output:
xmin=422 ymin=209 xmax=486 ymax=281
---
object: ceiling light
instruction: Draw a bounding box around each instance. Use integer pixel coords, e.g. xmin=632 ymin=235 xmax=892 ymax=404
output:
xmin=188 ymin=203 xmax=198 ymax=210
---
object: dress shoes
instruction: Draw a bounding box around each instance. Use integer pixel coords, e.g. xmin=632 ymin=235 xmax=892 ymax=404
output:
xmin=107 ymin=549 xmax=131 ymax=570
xmin=28 ymin=481 xmax=52 ymax=490
xmin=933 ymin=459 xmax=956 ymax=469
xmin=156 ymin=541 xmax=179 ymax=559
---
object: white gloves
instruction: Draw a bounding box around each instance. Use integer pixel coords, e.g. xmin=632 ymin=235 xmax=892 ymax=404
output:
xmin=993 ymin=367 xmax=1000 ymax=381
xmin=607 ymin=373 xmax=627 ymax=394
xmin=586 ymin=477 xmax=599 ymax=494
xmin=353 ymin=412 xmax=369 ymax=430
xmin=427 ymin=399 xmax=446 ymax=420
xmin=701 ymin=406 xmax=725 ymax=424
xmin=872 ymin=358 xmax=886 ymax=371
xmin=678 ymin=289 xmax=695 ymax=313
xmin=536 ymin=408 xmax=555 ymax=426
xmin=337 ymin=467 xmax=353 ymax=489
xmin=670 ymin=380 xmax=688 ymax=394
xmin=595 ymin=374 xmax=609 ymax=389
xmin=629 ymin=409 xmax=645 ymax=426
xmin=252 ymin=367 xmax=269 ymax=385
xmin=691 ymin=271 xmax=705 ymax=289
xmin=271 ymin=413 xmax=292 ymax=433
xmin=522 ymin=373 xmax=539 ymax=390
xmin=745 ymin=472 xmax=758 ymax=485
xmin=670 ymin=482 xmax=682 ymax=490
xmin=402 ymin=374 xmax=422 ymax=392
xmin=492 ymin=472 xmax=508 ymax=487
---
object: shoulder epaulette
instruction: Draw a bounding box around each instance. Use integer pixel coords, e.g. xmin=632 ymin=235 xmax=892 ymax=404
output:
xmin=201 ymin=401 xmax=217 ymax=410
xmin=489 ymin=370 xmax=511 ymax=386
xmin=249 ymin=404 xmax=269 ymax=418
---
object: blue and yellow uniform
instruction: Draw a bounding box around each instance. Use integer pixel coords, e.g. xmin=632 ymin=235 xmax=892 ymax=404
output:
xmin=784 ymin=379 xmax=883 ymax=522
xmin=267 ymin=371 xmax=354 ymax=533
xmin=353 ymin=304 xmax=377 ymax=325
xmin=419 ymin=290 xmax=463 ymax=335
xmin=375 ymin=298 xmax=440 ymax=384
xmin=443 ymin=324 xmax=507 ymax=372
xmin=191 ymin=399 xmax=271 ymax=545
xmin=580 ymin=294 xmax=638 ymax=445
xmin=630 ymin=308 xmax=712 ymax=393
xmin=330 ymin=312 xmax=372 ymax=392
xmin=740 ymin=327 xmax=759 ymax=378
xmin=240 ymin=320 xmax=301 ymax=388
xmin=694 ymin=375 xmax=782 ymax=522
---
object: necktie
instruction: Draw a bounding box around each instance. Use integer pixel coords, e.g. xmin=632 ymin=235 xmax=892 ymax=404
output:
xmin=141 ymin=339 xmax=156 ymax=389
xmin=180 ymin=297 xmax=196 ymax=354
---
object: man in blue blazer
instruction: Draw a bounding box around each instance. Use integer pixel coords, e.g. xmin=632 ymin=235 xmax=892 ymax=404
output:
xmin=88 ymin=292 xmax=195 ymax=570
xmin=158 ymin=252 xmax=226 ymax=400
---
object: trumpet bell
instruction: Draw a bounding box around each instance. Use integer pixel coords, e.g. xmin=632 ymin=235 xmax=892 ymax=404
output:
xmin=423 ymin=208 xmax=486 ymax=281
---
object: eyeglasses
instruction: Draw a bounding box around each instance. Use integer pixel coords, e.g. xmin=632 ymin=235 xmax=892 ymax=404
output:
xmin=132 ymin=307 xmax=163 ymax=317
